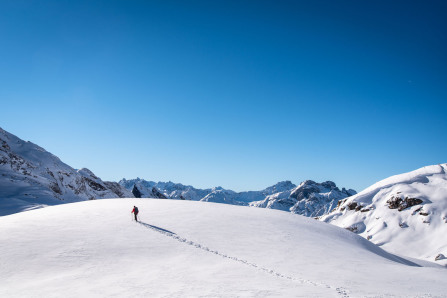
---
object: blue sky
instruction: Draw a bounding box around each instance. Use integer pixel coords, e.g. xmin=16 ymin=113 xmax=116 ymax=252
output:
xmin=1 ymin=0 xmax=446 ymax=192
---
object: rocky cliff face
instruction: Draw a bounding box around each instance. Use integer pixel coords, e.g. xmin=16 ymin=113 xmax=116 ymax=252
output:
xmin=320 ymin=164 xmax=447 ymax=265
xmin=250 ymin=180 xmax=356 ymax=217
xmin=119 ymin=178 xmax=355 ymax=217
xmin=0 ymin=128 xmax=133 ymax=216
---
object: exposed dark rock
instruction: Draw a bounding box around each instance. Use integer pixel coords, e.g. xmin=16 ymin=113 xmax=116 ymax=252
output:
xmin=419 ymin=211 xmax=429 ymax=216
xmin=321 ymin=181 xmax=337 ymax=190
xmin=345 ymin=226 xmax=358 ymax=233
xmin=337 ymin=199 xmax=347 ymax=209
xmin=435 ymin=253 xmax=445 ymax=261
xmin=347 ymin=202 xmax=358 ymax=210
xmin=290 ymin=182 xmax=320 ymax=201
xmin=50 ymin=183 xmax=62 ymax=195
xmin=386 ymin=195 xmax=423 ymax=211
xmin=398 ymin=197 xmax=423 ymax=211
xmin=85 ymin=178 xmax=107 ymax=191
xmin=152 ymin=187 xmax=168 ymax=199
xmin=104 ymin=181 xmax=128 ymax=198
xmin=387 ymin=196 xmax=401 ymax=209
xmin=47 ymin=170 xmax=55 ymax=179
xmin=412 ymin=206 xmax=423 ymax=215
xmin=132 ymin=185 xmax=142 ymax=198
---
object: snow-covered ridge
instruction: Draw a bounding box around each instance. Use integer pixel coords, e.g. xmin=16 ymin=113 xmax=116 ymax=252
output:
xmin=321 ymin=164 xmax=447 ymax=265
xmin=120 ymin=178 xmax=356 ymax=217
xmin=0 ymin=127 xmax=133 ymax=216
xmin=251 ymin=180 xmax=356 ymax=217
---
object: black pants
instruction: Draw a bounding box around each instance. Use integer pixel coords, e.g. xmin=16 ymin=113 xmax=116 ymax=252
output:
xmin=134 ymin=213 xmax=138 ymax=221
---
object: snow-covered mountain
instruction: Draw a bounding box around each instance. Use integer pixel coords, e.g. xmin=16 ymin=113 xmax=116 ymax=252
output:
xmin=321 ymin=164 xmax=447 ymax=266
xmin=251 ymin=180 xmax=356 ymax=217
xmin=1 ymin=199 xmax=446 ymax=297
xmin=120 ymin=178 xmax=355 ymax=216
xmin=120 ymin=178 xmax=212 ymax=200
xmin=0 ymin=127 xmax=133 ymax=216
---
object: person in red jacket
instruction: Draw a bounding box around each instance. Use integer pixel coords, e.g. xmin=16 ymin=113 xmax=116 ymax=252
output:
xmin=131 ymin=206 xmax=139 ymax=221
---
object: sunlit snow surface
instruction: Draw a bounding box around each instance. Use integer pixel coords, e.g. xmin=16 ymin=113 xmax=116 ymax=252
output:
xmin=1 ymin=199 xmax=446 ymax=297
xmin=322 ymin=164 xmax=447 ymax=266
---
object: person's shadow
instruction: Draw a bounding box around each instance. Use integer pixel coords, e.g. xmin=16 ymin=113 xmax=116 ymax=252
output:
xmin=138 ymin=221 xmax=176 ymax=236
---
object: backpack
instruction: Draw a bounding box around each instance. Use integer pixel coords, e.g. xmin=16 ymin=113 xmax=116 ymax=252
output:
xmin=134 ymin=207 xmax=139 ymax=214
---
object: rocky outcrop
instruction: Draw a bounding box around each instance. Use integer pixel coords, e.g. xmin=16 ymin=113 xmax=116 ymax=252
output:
xmin=252 ymin=180 xmax=356 ymax=217
xmin=386 ymin=195 xmax=423 ymax=211
xmin=151 ymin=187 xmax=168 ymax=199
xmin=320 ymin=164 xmax=447 ymax=265
xmin=120 ymin=178 xmax=355 ymax=217
xmin=0 ymin=127 xmax=133 ymax=216
xmin=132 ymin=185 xmax=142 ymax=198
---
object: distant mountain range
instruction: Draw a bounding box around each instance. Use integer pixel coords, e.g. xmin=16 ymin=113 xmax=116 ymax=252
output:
xmin=2 ymin=127 xmax=446 ymax=266
xmin=119 ymin=178 xmax=356 ymax=217
xmin=1 ymin=127 xmax=356 ymax=217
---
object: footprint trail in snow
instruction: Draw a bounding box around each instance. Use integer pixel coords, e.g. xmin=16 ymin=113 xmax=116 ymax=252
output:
xmin=138 ymin=221 xmax=350 ymax=298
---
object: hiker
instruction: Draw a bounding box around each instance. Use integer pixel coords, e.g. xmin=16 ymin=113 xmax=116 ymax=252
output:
xmin=131 ymin=206 xmax=139 ymax=221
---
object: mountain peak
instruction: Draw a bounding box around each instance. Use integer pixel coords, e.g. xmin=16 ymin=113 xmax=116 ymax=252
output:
xmin=0 ymin=128 xmax=133 ymax=215
xmin=321 ymin=163 xmax=447 ymax=265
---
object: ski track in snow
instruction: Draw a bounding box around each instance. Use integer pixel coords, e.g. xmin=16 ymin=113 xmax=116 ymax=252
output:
xmin=137 ymin=221 xmax=350 ymax=297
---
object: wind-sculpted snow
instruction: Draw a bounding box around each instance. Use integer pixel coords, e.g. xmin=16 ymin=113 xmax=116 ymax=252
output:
xmin=0 ymin=128 xmax=132 ymax=216
xmin=1 ymin=199 xmax=445 ymax=297
xmin=321 ymin=164 xmax=447 ymax=266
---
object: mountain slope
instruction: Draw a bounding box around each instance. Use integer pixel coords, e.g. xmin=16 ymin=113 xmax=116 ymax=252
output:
xmin=120 ymin=178 xmax=355 ymax=217
xmin=250 ymin=180 xmax=356 ymax=217
xmin=0 ymin=128 xmax=133 ymax=215
xmin=0 ymin=199 xmax=445 ymax=297
xmin=321 ymin=164 xmax=447 ymax=266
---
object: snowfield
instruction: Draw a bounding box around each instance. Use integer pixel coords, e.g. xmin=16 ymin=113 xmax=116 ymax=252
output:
xmin=1 ymin=199 xmax=446 ymax=297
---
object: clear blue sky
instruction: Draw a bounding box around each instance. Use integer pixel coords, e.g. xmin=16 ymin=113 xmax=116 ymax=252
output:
xmin=1 ymin=0 xmax=446 ymax=192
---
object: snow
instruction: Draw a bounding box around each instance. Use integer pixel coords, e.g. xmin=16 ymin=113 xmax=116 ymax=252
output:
xmin=250 ymin=180 xmax=355 ymax=217
xmin=1 ymin=199 xmax=446 ymax=297
xmin=121 ymin=178 xmax=355 ymax=217
xmin=321 ymin=164 xmax=447 ymax=266
xmin=0 ymin=127 xmax=132 ymax=216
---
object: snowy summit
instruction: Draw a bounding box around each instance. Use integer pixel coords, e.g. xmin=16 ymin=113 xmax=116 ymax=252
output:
xmin=321 ymin=164 xmax=447 ymax=266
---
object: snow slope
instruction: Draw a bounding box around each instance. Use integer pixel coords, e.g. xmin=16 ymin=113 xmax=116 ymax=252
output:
xmin=0 ymin=128 xmax=133 ymax=216
xmin=321 ymin=164 xmax=447 ymax=266
xmin=1 ymin=199 xmax=446 ymax=297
